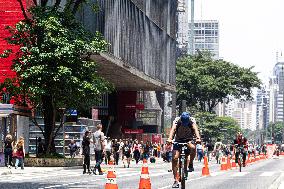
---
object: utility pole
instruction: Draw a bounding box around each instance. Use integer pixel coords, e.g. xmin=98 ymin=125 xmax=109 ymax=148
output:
xmin=190 ymin=0 xmax=195 ymax=55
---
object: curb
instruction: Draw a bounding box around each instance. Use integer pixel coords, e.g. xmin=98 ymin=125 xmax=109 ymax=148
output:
xmin=269 ymin=173 xmax=284 ymax=189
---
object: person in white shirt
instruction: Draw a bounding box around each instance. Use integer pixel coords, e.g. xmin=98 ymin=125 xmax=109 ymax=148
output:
xmin=93 ymin=124 xmax=105 ymax=175
xmin=104 ymin=137 xmax=112 ymax=165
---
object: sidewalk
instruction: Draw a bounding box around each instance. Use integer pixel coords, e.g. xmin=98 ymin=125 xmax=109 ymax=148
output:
xmin=0 ymin=166 xmax=65 ymax=175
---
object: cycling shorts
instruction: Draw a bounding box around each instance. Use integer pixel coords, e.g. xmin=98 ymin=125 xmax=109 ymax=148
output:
xmin=173 ymin=143 xmax=191 ymax=154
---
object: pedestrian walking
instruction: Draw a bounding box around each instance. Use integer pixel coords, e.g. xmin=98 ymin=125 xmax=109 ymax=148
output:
xmin=133 ymin=140 xmax=140 ymax=164
xmin=14 ymin=137 xmax=25 ymax=170
xmin=37 ymin=137 xmax=45 ymax=157
xmin=4 ymin=134 xmax=13 ymax=168
xmin=93 ymin=123 xmax=105 ymax=175
xmin=112 ymin=139 xmax=120 ymax=165
xmin=82 ymin=131 xmax=91 ymax=174
xmin=122 ymin=140 xmax=131 ymax=168
xmin=104 ymin=137 xmax=112 ymax=165
xmin=68 ymin=139 xmax=78 ymax=158
xmin=196 ymin=142 xmax=203 ymax=162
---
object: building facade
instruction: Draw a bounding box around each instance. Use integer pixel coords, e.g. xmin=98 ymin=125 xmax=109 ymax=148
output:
xmin=0 ymin=0 xmax=178 ymax=152
xmin=188 ymin=20 xmax=219 ymax=58
xmin=269 ymin=62 xmax=284 ymax=123
xmin=176 ymin=0 xmax=189 ymax=54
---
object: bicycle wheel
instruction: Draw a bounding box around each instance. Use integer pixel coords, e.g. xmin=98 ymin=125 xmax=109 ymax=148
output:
xmin=239 ymin=155 xmax=242 ymax=172
xmin=180 ymin=158 xmax=186 ymax=189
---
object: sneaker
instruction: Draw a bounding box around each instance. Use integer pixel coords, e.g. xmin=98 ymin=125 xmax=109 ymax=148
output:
xmin=83 ymin=171 xmax=86 ymax=174
xmin=188 ymin=163 xmax=194 ymax=172
xmin=127 ymin=164 xmax=129 ymax=168
xmin=172 ymin=181 xmax=179 ymax=188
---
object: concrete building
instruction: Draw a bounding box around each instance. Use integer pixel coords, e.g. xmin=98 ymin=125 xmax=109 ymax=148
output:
xmin=216 ymin=97 xmax=256 ymax=131
xmin=0 ymin=0 xmax=178 ymax=150
xmin=177 ymin=0 xmax=189 ymax=54
xmin=229 ymin=100 xmax=256 ymax=130
xmin=188 ymin=20 xmax=219 ymax=58
xmin=269 ymin=62 xmax=284 ymax=123
xmin=256 ymin=87 xmax=270 ymax=144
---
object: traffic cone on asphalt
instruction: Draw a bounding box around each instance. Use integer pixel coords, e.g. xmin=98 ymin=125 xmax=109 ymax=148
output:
xmin=202 ymin=156 xmax=210 ymax=176
xmin=138 ymin=159 xmax=151 ymax=189
xmin=105 ymin=168 xmax=118 ymax=189
xmin=226 ymin=155 xmax=232 ymax=170
xmin=246 ymin=154 xmax=251 ymax=165
xmin=231 ymin=156 xmax=237 ymax=169
xmin=220 ymin=156 xmax=227 ymax=171
xmin=255 ymin=155 xmax=260 ymax=161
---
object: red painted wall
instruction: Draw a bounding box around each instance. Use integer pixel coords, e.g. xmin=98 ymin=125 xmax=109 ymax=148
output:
xmin=0 ymin=0 xmax=26 ymax=83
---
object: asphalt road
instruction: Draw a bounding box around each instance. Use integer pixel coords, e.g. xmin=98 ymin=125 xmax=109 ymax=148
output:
xmin=0 ymin=157 xmax=283 ymax=189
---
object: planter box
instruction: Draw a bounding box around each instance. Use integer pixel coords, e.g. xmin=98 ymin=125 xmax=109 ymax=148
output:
xmin=24 ymin=157 xmax=83 ymax=167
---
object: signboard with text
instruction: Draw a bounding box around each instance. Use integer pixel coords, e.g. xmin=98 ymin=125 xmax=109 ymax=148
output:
xmin=124 ymin=129 xmax=143 ymax=134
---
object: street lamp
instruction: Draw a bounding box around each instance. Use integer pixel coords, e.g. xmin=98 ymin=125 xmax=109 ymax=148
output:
xmin=59 ymin=108 xmax=66 ymax=157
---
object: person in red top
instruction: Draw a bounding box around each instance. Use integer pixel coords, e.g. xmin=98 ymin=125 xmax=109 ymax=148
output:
xmin=234 ymin=132 xmax=248 ymax=167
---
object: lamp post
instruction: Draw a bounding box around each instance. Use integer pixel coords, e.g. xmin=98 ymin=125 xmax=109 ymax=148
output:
xmin=59 ymin=108 xmax=66 ymax=157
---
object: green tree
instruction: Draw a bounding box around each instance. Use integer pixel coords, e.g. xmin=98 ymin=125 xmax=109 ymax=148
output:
xmin=0 ymin=1 xmax=112 ymax=154
xmin=267 ymin=122 xmax=284 ymax=143
xmin=195 ymin=112 xmax=241 ymax=143
xmin=176 ymin=51 xmax=261 ymax=112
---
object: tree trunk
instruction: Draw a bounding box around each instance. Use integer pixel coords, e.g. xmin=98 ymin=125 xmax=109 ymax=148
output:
xmin=42 ymin=95 xmax=56 ymax=154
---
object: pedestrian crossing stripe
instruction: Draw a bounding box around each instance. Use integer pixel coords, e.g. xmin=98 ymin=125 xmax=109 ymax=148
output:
xmin=259 ymin=172 xmax=275 ymax=176
xmin=231 ymin=172 xmax=249 ymax=177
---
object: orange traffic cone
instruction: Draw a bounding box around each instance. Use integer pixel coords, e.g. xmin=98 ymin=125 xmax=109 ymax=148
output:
xmin=231 ymin=156 xmax=237 ymax=169
xmin=105 ymin=169 xmax=118 ymax=189
xmin=255 ymin=155 xmax=260 ymax=161
xmin=220 ymin=156 xmax=227 ymax=171
xmin=138 ymin=159 xmax=151 ymax=189
xmin=227 ymin=155 xmax=232 ymax=170
xmin=246 ymin=154 xmax=251 ymax=165
xmin=202 ymin=156 xmax=210 ymax=176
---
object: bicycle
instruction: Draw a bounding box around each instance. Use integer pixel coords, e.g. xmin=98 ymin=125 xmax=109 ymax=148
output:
xmin=235 ymin=145 xmax=244 ymax=172
xmin=172 ymin=142 xmax=191 ymax=189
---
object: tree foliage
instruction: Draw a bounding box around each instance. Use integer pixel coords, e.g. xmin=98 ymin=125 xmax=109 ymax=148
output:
xmin=195 ymin=112 xmax=241 ymax=143
xmin=0 ymin=1 xmax=112 ymax=153
xmin=176 ymin=51 xmax=261 ymax=112
xmin=267 ymin=122 xmax=284 ymax=143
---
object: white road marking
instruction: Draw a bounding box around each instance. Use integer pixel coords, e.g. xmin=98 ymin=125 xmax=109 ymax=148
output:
xmin=158 ymin=175 xmax=204 ymax=189
xmin=210 ymin=172 xmax=225 ymax=176
xmin=231 ymin=172 xmax=249 ymax=177
xmin=259 ymin=172 xmax=275 ymax=177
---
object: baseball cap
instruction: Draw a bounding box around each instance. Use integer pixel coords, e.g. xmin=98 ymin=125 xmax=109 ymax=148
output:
xmin=180 ymin=112 xmax=190 ymax=126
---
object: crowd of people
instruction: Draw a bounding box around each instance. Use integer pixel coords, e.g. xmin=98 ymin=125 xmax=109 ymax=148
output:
xmin=3 ymin=134 xmax=26 ymax=170
xmin=80 ymin=124 xmax=168 ymax=174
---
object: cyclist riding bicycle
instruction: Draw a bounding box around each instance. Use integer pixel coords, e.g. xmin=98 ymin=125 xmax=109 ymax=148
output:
xmin=234 ymin=132 xmax=248 ymax=167
xmin=167 ymin=112 xmax=201 ymax=188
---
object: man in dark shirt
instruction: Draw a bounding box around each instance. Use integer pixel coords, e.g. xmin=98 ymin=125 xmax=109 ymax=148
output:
xmin=167 ymin=112 xmax=201 ymax=188
xmin=112 ymin=139 xmax=120 ymax=165
xmin=82 ymin=131 xmax=91 ymax=174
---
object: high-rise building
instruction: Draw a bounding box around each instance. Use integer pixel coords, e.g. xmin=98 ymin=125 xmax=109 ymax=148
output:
xmin=269 ymin=62 xmax=284 ymax=123
xmin=177 ymin=0 xmax=189 ymax=54
xmin=256 ymin=87 xmax=270 ymax=130
xmin=225 ymin=99 xmax=256 ymax=130
xmin=255 ymin=87 xmax=270 ymax=144
xmin=188 ymin=20 xmax=219 ymax=58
